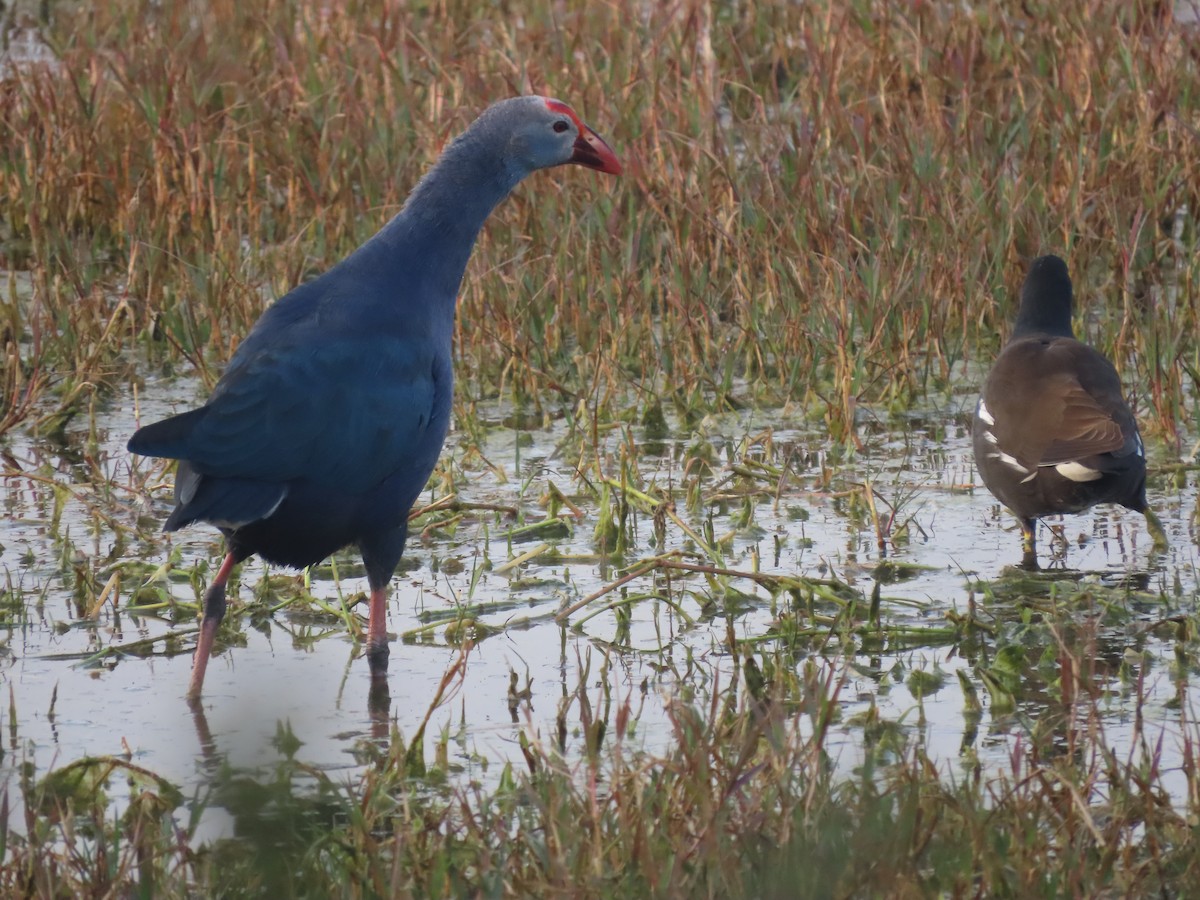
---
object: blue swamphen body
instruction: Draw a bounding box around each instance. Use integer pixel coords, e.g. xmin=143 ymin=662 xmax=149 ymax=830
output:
xmin=128 ymin=97 xmax=621 ymax=699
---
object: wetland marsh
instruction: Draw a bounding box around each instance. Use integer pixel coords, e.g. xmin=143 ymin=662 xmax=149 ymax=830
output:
xmin=3 ymin=0 xmax=1200 ymax=895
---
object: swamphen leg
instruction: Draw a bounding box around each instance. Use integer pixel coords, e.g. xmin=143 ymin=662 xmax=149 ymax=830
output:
xmin=187 ymin=551 xmax=241 ymax=700
xmin=360 ymin=524 xmax=407 ymax=679
xmin=367 ymin=596 xmax=392 ymax=734
xmin=366 ymin=586 xmax=390 ymax=675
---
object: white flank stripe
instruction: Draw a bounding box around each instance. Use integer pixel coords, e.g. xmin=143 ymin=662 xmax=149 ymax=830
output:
xmin=983 ymin=430 xmax=998 ymax=445
xmin=261 ymin=490 xmax=288 ymax=520
xmin=1053 ymin=461 xmax=1103 ymax=482
xmin=988 ymin=450 xmax=1030 ymax=475
xmin=976 ymin=400 xmax=996 ymax=426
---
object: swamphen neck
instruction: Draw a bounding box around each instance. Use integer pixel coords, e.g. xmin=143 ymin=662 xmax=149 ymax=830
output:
xmin=348 ymin=96 xmax=620 ymax=309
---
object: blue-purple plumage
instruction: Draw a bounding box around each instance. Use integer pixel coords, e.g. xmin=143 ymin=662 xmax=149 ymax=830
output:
xmin=127 ymin=96 xmax=621 ymax=698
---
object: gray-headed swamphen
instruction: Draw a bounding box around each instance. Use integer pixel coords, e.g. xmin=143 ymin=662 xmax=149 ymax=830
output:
xmin=972 ymin=254 xmax=1165 ymax=567
xmin=128 ymin=96 xmax=621 ymax=699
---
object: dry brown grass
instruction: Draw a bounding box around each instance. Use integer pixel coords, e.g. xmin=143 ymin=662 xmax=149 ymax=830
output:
xmin=2 ymin=0 xmax=1197 ymax=443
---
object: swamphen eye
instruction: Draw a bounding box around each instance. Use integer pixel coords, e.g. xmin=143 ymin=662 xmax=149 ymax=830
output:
xmin=553 ymin=120 xmax=570 ymax=133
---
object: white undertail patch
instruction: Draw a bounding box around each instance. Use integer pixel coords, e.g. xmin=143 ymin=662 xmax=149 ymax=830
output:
xmin=1052 ymin=461 xmax=1103 ymax=482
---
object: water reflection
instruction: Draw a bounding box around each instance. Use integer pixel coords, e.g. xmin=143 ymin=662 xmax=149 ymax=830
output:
xmin=0 ymin=376 xmax=1195 ymax=835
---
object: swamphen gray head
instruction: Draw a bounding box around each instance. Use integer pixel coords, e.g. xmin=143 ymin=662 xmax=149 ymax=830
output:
xmin=127 ymin=96 xmax=620 ymax=703
xmin=400 ymin=96 xmax=621 ymax=224
xmin=471 ymin=95 xmax=621 ymax=176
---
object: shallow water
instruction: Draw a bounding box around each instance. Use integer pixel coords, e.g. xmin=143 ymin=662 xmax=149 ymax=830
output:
xmin=2 ymin=371 xmax=1197 ymax=837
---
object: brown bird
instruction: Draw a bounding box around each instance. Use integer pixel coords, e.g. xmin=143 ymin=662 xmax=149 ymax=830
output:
xmin=972 ymin=254 xmax=1165 ymax=566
